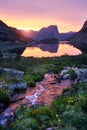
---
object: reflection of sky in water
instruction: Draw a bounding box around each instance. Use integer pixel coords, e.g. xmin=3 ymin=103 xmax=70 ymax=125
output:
xmin=22 ymin=43 xmax=82 ymax=58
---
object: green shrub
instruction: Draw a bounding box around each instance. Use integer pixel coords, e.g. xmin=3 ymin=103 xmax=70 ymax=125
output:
xmin=0 ymin=88 xmax=10 ymax=103
xmin=15 ymin=54 xmax=21 ymax=61
xmin=29 ymin=80 xmax=36 ymax=87
xmin=6 ymin=77 xmax=19 ymax=84
xmin=65 ymin=69 xmax=77 ymax=80
xmin=0 ymin=125 xmax=5 ymax=130
xmin=46 ymin=64 xmax=63 ymax=74
xmin=11 ymin=118 xmax=39 ymax=130
xmin=23 ymin=72 xmax=44 ymax=87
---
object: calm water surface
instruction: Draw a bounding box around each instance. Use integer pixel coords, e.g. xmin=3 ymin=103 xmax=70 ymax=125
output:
xmin=22 ymin=42 xmax=82 ymax=57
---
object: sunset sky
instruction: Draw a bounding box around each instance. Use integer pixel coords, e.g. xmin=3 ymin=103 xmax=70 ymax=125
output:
xmin=0 ymin=0 xmax=87 ymax=32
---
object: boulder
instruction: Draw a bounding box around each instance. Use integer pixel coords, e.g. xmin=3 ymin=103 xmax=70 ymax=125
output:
xmin=60 ymin=67 xmax=87 ymax=82
xmin=3 ymin=68 xmax=24 ymax=80
xmin=8 ymin=83 xmax=27 ymax=91
xmin=75 ymin=69 xmax=87 ymax=82
xmin=63 ymin=74 xmax=70 ymax=80
xmin=16 ymin=83 xmax=27 ymax=90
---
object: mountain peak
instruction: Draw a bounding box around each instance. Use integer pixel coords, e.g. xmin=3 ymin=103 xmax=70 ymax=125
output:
xmin=37 ymin=25 xmax=59 ymax=41
xmin=0 ymin=20 xmax=8 ymax=27
xmin=80 ymin=20 xmax=87 ymax=32
xmin=0 ymin=20 xmax=10 ymax=33
xmin=39 ymin=25 xmax=58 ymax=32
xmin=83 ymin=20 xmax=87 ymax=28
xmin=0 ymin=20 xmax=5 ymax=24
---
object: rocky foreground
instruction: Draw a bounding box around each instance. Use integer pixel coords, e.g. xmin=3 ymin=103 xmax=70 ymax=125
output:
xmin=0 ymin=54 xmax=87 ymax=129
xmin=0 ymin=66 xmax=87 ymax=127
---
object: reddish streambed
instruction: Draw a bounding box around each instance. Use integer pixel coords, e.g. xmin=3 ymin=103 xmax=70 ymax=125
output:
xmin=0 ymin=73 xmax=76 ymax=126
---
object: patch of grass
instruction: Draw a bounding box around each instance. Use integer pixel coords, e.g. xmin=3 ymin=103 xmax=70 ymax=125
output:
xmin=23 ymin=72 xmax=44 ymax=87
xmin=6 ymin=77 xmax=19 ymax=84
xmin=64 ymin=69 xmax=77 ymax=80
xmin=0 ymin=87 xmax=10 ymax=103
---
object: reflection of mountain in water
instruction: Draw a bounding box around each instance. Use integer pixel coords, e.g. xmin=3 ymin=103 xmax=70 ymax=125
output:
xmin=38 ymin=43 xmax=59 ymax=53
xmin=22 ymin=42 xmax=82 ymax=58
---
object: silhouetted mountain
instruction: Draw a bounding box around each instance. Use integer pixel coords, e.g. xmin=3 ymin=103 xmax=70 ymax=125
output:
xmin=21 ymin=26 xmax=76 ymax=42
xmin=59 ymin=31 xmax=75 ymax=41
xmin=0 ymin=20 xmax=33 ymax=42
xmin=80 ymin=20 xmax=87 ymax=32
xmin=69 ymin=20 xmax=87 ymax=53
xmin=0 ymin=20 xmax=35 ymax=54
xmin=21 ymin=25 xmax=59 ymax=43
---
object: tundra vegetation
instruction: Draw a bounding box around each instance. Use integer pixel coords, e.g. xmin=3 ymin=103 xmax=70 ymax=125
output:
xmin=0 ymin=54 xmax=87 ymax=130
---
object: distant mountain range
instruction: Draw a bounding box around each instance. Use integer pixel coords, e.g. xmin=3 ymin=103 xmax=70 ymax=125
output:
xmin=21 ymin=25 xmax=60 ymax=43
xmin=0 ymin=19 xmax=75 ymax=44
xmin=0 ymin=19 xmax=87 ymax=54
xmin=69 ymin=20 xmax=87 ymax=53
xmin=59 ymin=31 xmax=75 ymax=41
xmin=21 ymin=26 xmax=75 ymax=42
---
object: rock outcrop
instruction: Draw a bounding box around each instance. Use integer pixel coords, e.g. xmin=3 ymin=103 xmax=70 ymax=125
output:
xmin=69 ymin=20 xmax=87 ymax=53
xmin=0 ymin=68 xmax=27 ymax=95
xmin=2 ymin=68 xmax=24 ymax=80
xmin=59 ymin=67 xmax=87 ymax=82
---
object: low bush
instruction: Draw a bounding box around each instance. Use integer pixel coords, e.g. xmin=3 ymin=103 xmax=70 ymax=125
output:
xmin=65 ymin=69 xmax=77 ymax=80
xmin=6 ymin=77 xmax=19 ymax=84
xmin=23 ymin=72 xmax=44 ymax=87
xmin=0 ymin=88 xmax=10 ymax=103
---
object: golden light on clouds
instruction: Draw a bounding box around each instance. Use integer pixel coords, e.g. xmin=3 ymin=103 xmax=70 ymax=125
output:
xmin=1 ymin=18 xmax=82 ymax=32
xmin=0 ymin=0 xmax=86 ymax=32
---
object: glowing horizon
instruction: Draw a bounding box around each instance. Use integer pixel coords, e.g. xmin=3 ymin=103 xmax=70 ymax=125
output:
xmin=0 ymin=0 xmax=87 ymax=32
xmin=0 ymin=18 xmax=84 ymax=32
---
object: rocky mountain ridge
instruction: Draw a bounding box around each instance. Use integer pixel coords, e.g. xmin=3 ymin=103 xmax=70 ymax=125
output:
xmin=69 ymin=20 xmax=87 ymax=53
xmin=0 ymin=20 xmax=35 ymax=54
xmin=21 ymin=25 xmax=60 ymax=43
xmin=0 ymin=19 xmax=87 ymax=54
xmin=59 ymin=31 xmax=75 ymax=41
xmin=21 ymin=26 xmax=75 ymax=42
xmin=0 ymin=20 xmax=28 ymax=42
